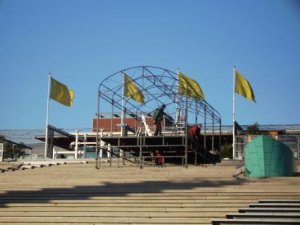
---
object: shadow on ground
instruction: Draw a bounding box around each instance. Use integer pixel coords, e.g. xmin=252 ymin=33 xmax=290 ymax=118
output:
xmin=0 ymin=178 xmax=249 ymax=207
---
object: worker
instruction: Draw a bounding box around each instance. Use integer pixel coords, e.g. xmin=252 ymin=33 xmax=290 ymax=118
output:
xmin=153 ymin=104 xmax=166 ymax=136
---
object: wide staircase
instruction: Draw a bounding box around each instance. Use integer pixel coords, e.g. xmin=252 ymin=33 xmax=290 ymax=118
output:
xmin=0 ymin=160 xmax=299 ymax=224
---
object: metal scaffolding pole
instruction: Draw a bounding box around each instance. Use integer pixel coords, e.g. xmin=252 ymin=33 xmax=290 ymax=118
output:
xmin=96 ymin=91 xmax=101 ymax=169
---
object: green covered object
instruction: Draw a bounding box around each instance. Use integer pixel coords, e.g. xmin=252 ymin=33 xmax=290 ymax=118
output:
xmin=245 ymin=135 xmax=295 ymax=177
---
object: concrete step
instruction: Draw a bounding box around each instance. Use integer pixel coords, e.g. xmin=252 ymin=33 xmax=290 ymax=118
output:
xmin=0 ymin=216 xmax=214 ymax=224
xmin=0 ymin=198 xmax=280 ymax=203
xmin=211 ymin=218 xmax=300 ymax=225
xmin=226 ymin=212 xmax=300 ymax=219
xmin=1 ymin=203 xmax=250 ymax=207
xmin=0 ymin=211 xmax=225 ymax=217
xmin=0 ymin=206 xmax=239 ymax=212
xmin=239 ymin=207 xmax=300 ymax=213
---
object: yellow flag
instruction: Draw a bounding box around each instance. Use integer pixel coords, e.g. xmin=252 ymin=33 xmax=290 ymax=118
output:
xmin=235 ymin=70 xmax=256 ymax=102
xmin=50 ymin=78 xmax=74 ymax=107
xmin=178 ymin=72 xmax=205 ymax=100
xmin=124 ymin=74 xmax=144 ymax=104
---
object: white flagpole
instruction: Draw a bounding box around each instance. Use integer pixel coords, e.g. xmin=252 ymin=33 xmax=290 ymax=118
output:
xmin=44 ymin=73 xmax=51 ymax=159
xmin=185 ymin=94 xmax=188 ymax=168
xmin=179 ymin=69 xmax=189 ymax=168
xmin=175 ymin=69 xmax=180 ymax=124
xmin=121 ymin=72 xmax=125 ymax=136
xmin=232 ymin=66 xmax=236 ymax=159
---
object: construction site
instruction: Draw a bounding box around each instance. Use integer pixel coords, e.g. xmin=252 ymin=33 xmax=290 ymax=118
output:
xmin=1 ymin=66 xmax=300 ymax=224
xmin=31 ymin=66 xmax=222 ymax=168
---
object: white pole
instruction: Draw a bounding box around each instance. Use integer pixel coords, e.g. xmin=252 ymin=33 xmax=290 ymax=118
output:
xmin=44 ymin=73 xmax=51 ymax=159
xmin=175 ymin=68 xmax=180 ymax=125
xmin=83 ymin=133 xmax=87 ymax=158
xmin=121 ymin=72 xmax=125 ymax=136
xmin=120 ymin=72 xmax=125 ymax=159
xmin=96 ymin=91 xmax=100 ymax=168
xmin=185 ymin=95 xmax=188 ymax=168
xmin=195 ymin=102 xmax=198 ymax=124
xmin=75 ymin=129 xmax=79 ymax=159
xmin=232 ymin=66 xmax=236 ymax=159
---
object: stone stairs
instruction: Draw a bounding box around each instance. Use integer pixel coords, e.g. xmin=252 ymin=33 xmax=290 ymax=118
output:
xmin=0 ymin=160 xmax=299 ymax=224
xmin=212 ymin=200 xmax=300 ymax=224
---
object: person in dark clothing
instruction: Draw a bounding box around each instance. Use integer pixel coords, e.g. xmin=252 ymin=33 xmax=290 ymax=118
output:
xmin=153 ymin=104 xmax=166 ymax=136
xmin=189 ymin=124 xmax=202 ymax=141
xmin=152 ymin=150 xmax=164 ymax=166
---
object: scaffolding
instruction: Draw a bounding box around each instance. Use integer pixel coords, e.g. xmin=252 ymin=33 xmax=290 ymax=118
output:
xmin=96 ymin=66 xmax=222 ymax=168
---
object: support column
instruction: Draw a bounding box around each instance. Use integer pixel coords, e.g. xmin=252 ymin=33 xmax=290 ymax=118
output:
xmin=75 ymin=130 xmax=79 ymax=159
xmin=298 ymin=136 xmax=300 ymax=159
xmin=0 ymin=143 xmax=4 ymax=162
xmin=108 ymin=143 xmax=112 ymax=167
xmin=204 ymin=104 xmax=207 ymax=149
xmin=212 ymin=114 xmax=215 ymax=152
xmin=184 ymin=97 xmax=188 ymax=168
xmin=100 ymin=140 xmax=105 ymax=159
xmin=83 ymin=133 xmax=87 ymax=158
xmin=139 ymin=137 xmax=143 ymax=169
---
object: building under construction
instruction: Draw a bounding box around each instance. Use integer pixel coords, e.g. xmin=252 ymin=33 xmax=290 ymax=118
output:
xmin=94 ymin=66 xmax=222 ymax=168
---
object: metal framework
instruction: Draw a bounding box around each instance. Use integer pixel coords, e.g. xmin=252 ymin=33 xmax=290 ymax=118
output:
xmin=96 ymin=66 xmax=222 ymax=168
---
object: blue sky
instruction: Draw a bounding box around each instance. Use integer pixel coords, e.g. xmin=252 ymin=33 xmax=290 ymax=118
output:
xmin=0 ymin=0 xmax=299 ymax=130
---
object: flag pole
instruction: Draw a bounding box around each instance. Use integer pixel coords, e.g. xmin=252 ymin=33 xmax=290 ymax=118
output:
xmin=180 ymin=69 xmax=189 ymax=168
xmin=232 ymin=66 xmax=236 ymax=159
xmin=44 ymin=73 xmax=51 ymax=159
xmin=185 ymin=94 xmax=188 ymax=168
xmin=96 ymin=91 xmax=100 ymax=169
xmin=175 ymin=68 xmax=180 ymax=124
xmin=121 ymin=72 xmax=125 ymax=136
